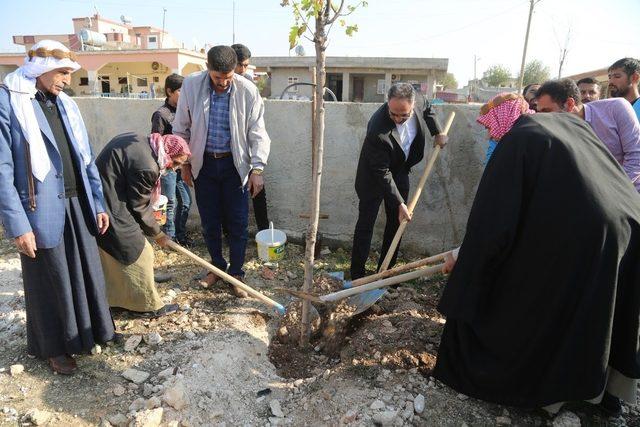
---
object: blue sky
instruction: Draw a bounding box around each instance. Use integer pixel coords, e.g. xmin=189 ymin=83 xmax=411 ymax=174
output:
xmin=1 ymin=0 xmax=639 ymax=86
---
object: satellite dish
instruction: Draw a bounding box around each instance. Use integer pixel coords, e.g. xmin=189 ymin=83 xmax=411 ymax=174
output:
xmin=294 ymin=45 xmax=306 ymax=56
xmin=120 ymin=15 xmax=132 ymax=25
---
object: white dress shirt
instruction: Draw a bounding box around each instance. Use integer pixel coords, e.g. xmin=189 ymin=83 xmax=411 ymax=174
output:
xmin=396 ymin=114 xmax=418 ymax=159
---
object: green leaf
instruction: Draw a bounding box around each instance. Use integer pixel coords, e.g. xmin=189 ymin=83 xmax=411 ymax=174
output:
xmin=339 ymin=19 xmax=346 ymax=27
xmin=289 ymin=25 xmax=301 ymax=49
xmin=345 ymin=24 xmax=359 ymax=36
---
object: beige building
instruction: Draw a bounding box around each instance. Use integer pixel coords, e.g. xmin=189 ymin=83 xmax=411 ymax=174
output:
xmin=252 ymin=56 xmax=448 ymax=102
xmin=1 ymin=14 xmax=206 ymax=98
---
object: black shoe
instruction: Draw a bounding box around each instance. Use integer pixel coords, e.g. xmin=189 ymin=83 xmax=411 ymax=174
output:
xmin=176 ymin=237 xmax=194 ymax=248
xmin=599 ymin=392 xmax=622 ymax=417
xmin=154 ymin=272 xmax=173 ymax=283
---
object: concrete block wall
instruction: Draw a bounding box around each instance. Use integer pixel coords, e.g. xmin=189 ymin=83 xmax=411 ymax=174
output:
xmin=75 ymin=98 xmax=487 ymax=256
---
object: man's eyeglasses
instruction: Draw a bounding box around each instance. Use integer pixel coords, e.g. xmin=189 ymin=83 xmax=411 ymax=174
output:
xmin=389 ymin=110 xmax=412 ymax=120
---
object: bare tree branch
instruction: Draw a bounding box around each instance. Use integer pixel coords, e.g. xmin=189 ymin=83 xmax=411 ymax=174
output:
xmin=326 ymin=0 xmax=345 ymax=25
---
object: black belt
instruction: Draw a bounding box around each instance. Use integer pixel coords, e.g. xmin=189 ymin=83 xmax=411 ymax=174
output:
xmin=206 ymin=151 xmax=232 ymax=159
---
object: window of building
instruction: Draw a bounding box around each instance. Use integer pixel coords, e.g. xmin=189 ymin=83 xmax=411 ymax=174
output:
xmin=377 ymin=79 xmax=386 ymax=95
xmin=153 ymin=76 xmax=160 ymax=83
xmin=79 ymin=77 xmax=89 ymax=86
xmin=148 ymin=36 xmax=157 ymax=43
xmin=137 ymin=77 xmax=148 ymax=87
xmin=118 ymin=77 xmax=128 ymax=84
xmin=287 ymin=76 xmax=299 ymax=92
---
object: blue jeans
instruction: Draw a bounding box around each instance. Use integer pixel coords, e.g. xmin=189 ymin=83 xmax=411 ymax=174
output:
xmin=194 ymin=156 xmax=249 ymax=277
xmin=161 ymin=170 xmax=192 ymax=241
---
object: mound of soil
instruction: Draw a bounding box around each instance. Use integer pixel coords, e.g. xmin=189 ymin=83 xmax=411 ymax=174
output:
xmin=269 ymin=271 xmax=448 ymax=379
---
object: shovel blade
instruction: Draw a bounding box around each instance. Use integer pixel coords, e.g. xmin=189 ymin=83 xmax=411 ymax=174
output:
xmin=347 ymin=288 xmax=387 ymax=315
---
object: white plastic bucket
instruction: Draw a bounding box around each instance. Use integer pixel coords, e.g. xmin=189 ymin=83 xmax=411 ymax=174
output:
xmin=152 ymin=195 xmax=169 ymax=226
xmin=255 ymin=222 xmax=287 ymax=262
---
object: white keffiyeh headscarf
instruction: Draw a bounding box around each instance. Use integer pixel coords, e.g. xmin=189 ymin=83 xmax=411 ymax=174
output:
xmin=3 ymin=40 xmax=91 ymax=182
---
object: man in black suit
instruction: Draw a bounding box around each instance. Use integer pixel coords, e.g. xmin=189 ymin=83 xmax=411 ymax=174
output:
xmin=350 ymin=82 xmax=446 ymax=279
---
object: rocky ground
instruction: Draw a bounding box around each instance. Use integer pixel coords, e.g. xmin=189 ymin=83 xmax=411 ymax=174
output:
xmin=0 ymin=235 xmax=638 ymax=426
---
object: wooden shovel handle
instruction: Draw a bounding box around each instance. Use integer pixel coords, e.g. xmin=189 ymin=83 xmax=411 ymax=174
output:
xmin=378 ymin=111 xmax=456 ymax=272
xmin=166 ymin=240 xmax=286 ymax=314
xmin=350 ymin=250 xmax=448 ymax=287
xmin=321 ymin=263 xmax=444 ymax=303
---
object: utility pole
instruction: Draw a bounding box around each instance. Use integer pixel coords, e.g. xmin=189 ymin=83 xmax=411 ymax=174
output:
xmin=517 ymin=0 xmax=541 ymax=93
xmin=232 ymin=0 xmax=236 ymax=44
xmin=161 ymin=7 xmax=167 ymax=48
xmin=472 ymin=54 xmax=480 ymax=101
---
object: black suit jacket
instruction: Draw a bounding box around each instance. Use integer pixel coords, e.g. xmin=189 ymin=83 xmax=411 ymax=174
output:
xmin=354 ymin=101 xmax=442 ymax=207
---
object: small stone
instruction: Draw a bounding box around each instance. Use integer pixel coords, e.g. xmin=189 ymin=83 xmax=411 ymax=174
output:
xmin=9 ymin=364 xmax=24 ymax=376
xmin=293 ymin=379 xmax=304 ymax=387
xmin=269 ymin=417 xmax=283 ymax=426
xmin=122 ymin=368 xmax=150 ymax=384
xmin=113 ymin=385 xmax=126 ymax=396
xmin=145 ymin=397 xmax=162 ymax=410
xmin=552 ymin=410 xmax=581 ymax=427
xmin=24 ymin=408 xmax=52 ymax=425
xmin=270 ymin=399 xmax=285 ymax=418
xmin=370 ymin=399 xmax=385 ymax=410
xmin=108 ymin=414 xmax=128 ymax=427
xmin=373 ymin=410 xmax=397 ymax=426
xmin=401 ymin=402 xmax=414 ymax=420
xmin=158 ymin=367 xmax=175 ymax=378
xmin=457 ymin=393 xmax=468 ymax=401
xmin=209 ymin=409 xmax=224 ymax=419
xmin=144 ymin=332 xmax=162 ymax=346
xmin=131 ymin=407 xmax=163 ymax=427
xmin=184 ymin=331 xmax=196 ymax=340
xmin=143 ymin=383 xmax=154 ymax=397
xmin=91 ymin=344 xmax=102 ymax=355
xmin=413 ymin=394 xmax=425 ymax=414
xmin=320 ymin=247 xmax=331 ymax=256
xmin=286 ymin=271 xmax=298 ymax=279
xmin=163 ymin=381 xmax=187 ymax=410
xmin=261 ymin=266 xmax=277 ymax=280
xmin=124 ymin=335 xmax=143 ymax=352
xmin=341 ymin=409 xmax=357 ymax=424
xmin=129 ymin=397 xmax=146 ymax=412
xmin=496 ymin=416 xmax=512 ymax=425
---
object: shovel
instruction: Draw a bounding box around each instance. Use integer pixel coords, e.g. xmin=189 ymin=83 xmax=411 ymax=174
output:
xmin=284 ymin=263 xmax=444 ymax=305
xmin=343 ymin=251 xmax=449 ymax=315
xmin=344 ymin=250 xmax=448 ymax=288
xmin=166 ymin=240 xmax=290 ymax=316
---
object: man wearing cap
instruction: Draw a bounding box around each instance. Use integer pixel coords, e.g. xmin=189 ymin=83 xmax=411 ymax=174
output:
xmin=0 ymin=40 xmax=115 ymax=374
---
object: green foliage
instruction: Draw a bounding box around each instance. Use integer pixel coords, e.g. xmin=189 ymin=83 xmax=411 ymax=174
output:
xmin=281 ymin=0 xmax=367 ymax=49
xmin=482 ymin=64 xmax=512 ymax=87
xmin=520 ymin=59 xmax=551 ymax=86
xmin=439 ymin=73 xmax=458 ymax=90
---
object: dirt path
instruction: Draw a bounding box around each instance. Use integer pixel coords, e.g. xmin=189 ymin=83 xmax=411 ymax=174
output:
xmin=0 ymin=238 xmax=637 ymax=426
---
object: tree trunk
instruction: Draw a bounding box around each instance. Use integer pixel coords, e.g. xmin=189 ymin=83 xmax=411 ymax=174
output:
xmin=300 ymin=8 xmax=327 ymax=347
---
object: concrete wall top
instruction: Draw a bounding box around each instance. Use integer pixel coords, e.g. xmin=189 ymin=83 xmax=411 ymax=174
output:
xmin=75 ymin=98 xmax=486 ymax=255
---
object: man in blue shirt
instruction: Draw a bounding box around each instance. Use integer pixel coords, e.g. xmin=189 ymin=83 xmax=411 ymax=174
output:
xmin=173 ymin=46 xmax=270 ymax=297
xmin=608 ymin=57 xmax=640 ymax=120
